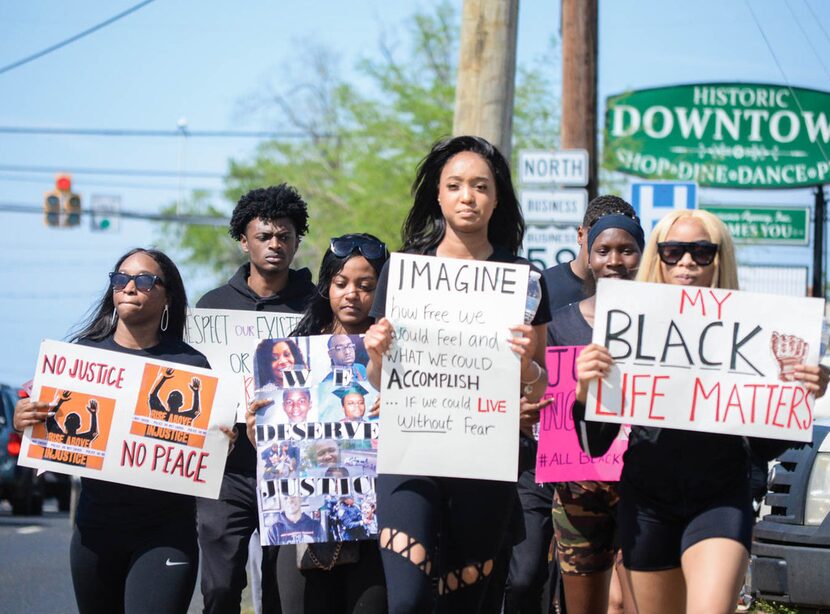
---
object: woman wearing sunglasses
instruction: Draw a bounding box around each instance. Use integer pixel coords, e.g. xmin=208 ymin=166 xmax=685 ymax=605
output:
xmin=573 ymin=210 xmax=829 ymax=614
xmin=247 ymin=233 xmax=390 ymax=613
xmin=362 ymin=136 xmax=550 ymax=613
xmin=13 ymin=247 xmax=228 ymax=614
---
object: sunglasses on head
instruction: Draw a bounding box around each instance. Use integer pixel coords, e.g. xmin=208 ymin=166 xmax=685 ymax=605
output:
xmin=109 ymin=272 xmax=165 ymax=292
xmin=656 ymin=241 xmax=718 ymax=266
xmin=330 ymin=236 xmax=388 ymax=260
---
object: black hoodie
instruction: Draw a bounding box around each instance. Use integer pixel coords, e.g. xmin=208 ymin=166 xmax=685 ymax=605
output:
xmin=197 ymin=263 xmax=315 ymax=474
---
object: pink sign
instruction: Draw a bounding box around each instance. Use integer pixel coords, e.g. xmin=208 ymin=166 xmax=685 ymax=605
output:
xmin=535 ymin=346 xmax=628 ymax=482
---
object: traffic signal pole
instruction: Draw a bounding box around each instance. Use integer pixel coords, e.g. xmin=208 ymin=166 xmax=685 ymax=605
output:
xmin=814 ymin=185 xmax=826 ymax=298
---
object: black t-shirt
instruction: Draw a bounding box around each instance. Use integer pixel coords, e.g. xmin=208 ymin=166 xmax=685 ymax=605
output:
xmin=543 ymin=262 xmax=587 ymax=346
xmin=369 ymin=245 xmax=551 ymax=326
xmin=74 ymin=335 xmax=209 ymax=530
xmin=547 ymin=302 xmax=592 ymax=347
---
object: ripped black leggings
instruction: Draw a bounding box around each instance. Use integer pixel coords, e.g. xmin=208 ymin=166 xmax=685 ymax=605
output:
xmin=376 ymin=474 xmax=517 ymax=614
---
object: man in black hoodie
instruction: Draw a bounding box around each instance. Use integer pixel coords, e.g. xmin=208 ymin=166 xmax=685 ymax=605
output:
xmin=196 ymin=184 xmax=315 ymax=614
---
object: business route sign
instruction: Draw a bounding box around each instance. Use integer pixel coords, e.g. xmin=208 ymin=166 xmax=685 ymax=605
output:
xmin=604 ymin=83 xmax=830 ymax=189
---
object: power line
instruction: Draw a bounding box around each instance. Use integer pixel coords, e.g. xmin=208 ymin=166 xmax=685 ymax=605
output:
xmin=0 ymin=172 xmax=223 ymax=193
xmin=0 ymin=202 xmax=227 ymax=227
xmin=0 ymin=0 xmax=157 ymax=76
xmin=785 ymin=0 xmax=830 ymax=84
xmin=0 ymin=163 xmax=225 ymax=179
xmin=804 ymin=0 xmax=830 ymax=47
xmin=0 ymin=126 xmax=330 ymax=139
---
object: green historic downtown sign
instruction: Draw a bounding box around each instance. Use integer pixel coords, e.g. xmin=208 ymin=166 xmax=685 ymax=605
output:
xmin=605 ymin=83 xmax=830 ymax=189
xmin=700 ymin=205 xmax=809 ymax=245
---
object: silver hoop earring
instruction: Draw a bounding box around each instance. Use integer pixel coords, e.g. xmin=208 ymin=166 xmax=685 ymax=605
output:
xmin=160 ymin=305 xmax=169 ymax=332
xmin=110 ymin=308 xmax=117 ymax=328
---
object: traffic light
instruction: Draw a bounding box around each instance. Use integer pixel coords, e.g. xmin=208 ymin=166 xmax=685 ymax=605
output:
xmin=43 ymin=191 xmax=60 ymax=227
xmin=43 ymin=174 xmax=81 ymax=228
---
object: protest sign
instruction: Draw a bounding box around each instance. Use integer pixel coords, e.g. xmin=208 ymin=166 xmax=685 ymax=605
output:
xmin=378 ymin=253 xmax=529 ymax=482
xmin=19 ymin=340 xmax=235 ymax=498
xmin=252 ymin=334 xmax=379 ymax=545
xmin=587 ymin=279 xmax=825 ymax=441
xmin=186 ymin=308 xmax=302 ymax=421
xmin=536 ymin=346 xmax=628 ymax=482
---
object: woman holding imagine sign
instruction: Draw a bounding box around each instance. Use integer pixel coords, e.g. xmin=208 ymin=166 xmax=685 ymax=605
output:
xmin=363 ymin=135 xmax=551 ymax=613
xmin=246 ymin=233 xmax=390 ymax=613
xmin=13 ymin=248 xmax=231 ymax=614
xmin=573 ymin=210 xmax=829 ymax=614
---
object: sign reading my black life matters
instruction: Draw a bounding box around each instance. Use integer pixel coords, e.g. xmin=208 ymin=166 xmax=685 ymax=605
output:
xmin=586 ymin=279 xmax=825 ymax=442
xmin=605 ymin=83 xmax=830 ymax=189
xmin=379 ymin=253 xmax=529 ymax=482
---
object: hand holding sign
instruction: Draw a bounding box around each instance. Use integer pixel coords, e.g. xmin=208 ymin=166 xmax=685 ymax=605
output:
xmin=575 ymin=344 xmax=613 ymax=405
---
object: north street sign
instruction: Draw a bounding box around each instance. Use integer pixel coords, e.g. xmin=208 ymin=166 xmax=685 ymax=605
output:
xmin=519 ymin=150 xmax=589 ymax=187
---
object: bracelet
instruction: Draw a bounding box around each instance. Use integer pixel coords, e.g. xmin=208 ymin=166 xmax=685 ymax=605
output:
xmin=521 ymin=361 xmax=543 ymax=396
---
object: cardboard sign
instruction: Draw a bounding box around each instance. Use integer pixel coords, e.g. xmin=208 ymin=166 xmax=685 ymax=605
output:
xmin=378 ymin=253 xmax=529 ymax=482
xmin=587 ymin=279 xmax=825 ymax=441
xmin=536 ymin=346 xmax=628 ymax=482
xmin=185 ymin=308 xmax=302 ymax=422
xmin=19 ymin=340 xmax=235 ymax=498
xmin=252 ymin=334 xmax=379 ymax=545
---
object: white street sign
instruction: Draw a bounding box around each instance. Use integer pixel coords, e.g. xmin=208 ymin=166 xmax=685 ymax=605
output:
xmin=521 ymin=189 xmax=588 ymax=225
xmin=520 ymin=225 xmax=579 ymax=271
xmin=519 ymin=149 xmax=589 ymax=186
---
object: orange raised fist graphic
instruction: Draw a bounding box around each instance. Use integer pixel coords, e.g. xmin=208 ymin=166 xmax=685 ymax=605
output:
xmin=771 ymin=332 xmax=809 ymax=382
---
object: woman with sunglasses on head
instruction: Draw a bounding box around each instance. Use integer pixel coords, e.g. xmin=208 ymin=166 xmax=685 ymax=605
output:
xmin=13 ymin=247 xmax=230 ymax=614
xmin=362 ymin=135 xmax=550 ymax=613
xmin=572 ymin=210 xmax=829 ymax=614
xmin=246 ymin=233 xmax=390 ymax=614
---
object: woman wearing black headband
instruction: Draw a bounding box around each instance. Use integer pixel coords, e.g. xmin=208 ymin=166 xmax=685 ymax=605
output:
xmin=548 ymin=209 xmax=643 ymax=614
xmin=574 ymin=210 xmax=829 ymax=614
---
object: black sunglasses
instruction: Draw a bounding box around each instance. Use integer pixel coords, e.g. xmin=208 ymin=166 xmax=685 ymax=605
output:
xmin=109 ymin=272 xmax=165 ymax=292
xmin=656 ymin=241 xmax=719 ymax=266
xmin=330 ymin=236 xmax=388 ymax=260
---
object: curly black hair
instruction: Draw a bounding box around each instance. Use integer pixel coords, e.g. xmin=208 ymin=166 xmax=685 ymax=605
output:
xmin=582 ymin=194 xmax=638 ymax=228
xmin=228 ymin=184 xmax=310 ymax=240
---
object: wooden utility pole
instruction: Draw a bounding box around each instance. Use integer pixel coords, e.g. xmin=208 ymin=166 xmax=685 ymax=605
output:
xmin=561 ymin=0 xmax=598 ymax=200
xmin=453 ymin=0 xmax=519 ymax=159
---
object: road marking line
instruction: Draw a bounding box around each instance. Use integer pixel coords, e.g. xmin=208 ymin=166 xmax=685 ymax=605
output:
xmin=17 ymin=526 xmax=43 ymax=535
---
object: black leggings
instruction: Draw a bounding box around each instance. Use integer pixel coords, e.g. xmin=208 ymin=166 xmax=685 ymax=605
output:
xmin=276 ymin=540 xmax=387 ymax=613
xmin=70 ymin=520 xmax=198 ymax=614
xmin=376 ymin=474 xmax=517 ymax=614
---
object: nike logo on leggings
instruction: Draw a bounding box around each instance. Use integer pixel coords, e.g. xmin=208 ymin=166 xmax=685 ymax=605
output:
xmin=165 ymin=559 xmax=189 ymax=567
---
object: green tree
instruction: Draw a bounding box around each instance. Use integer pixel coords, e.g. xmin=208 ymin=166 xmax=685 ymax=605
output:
xmin=161 ymin=1 xmax=560 ymax=280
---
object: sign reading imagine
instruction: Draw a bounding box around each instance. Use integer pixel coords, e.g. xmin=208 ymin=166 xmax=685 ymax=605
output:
xmin=379 ymin=253 xmax=528 ymax=482
xmin=605 ymin=83 xmax=830 ymax=189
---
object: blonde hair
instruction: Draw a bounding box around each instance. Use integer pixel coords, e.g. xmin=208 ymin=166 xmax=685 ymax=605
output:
xmin=636 ymin=210 xmax=739 ymax=290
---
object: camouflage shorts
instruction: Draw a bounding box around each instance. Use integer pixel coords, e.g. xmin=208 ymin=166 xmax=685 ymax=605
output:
xmin=552 ymin=481 xmax=620 ymax=574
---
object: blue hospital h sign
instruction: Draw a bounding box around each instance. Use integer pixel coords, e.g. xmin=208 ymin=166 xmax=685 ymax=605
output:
xmin=630 ymin=181 xmax=698 ymax=231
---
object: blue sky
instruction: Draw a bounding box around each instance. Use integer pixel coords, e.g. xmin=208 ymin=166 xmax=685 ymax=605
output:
xmin=1 ymin=0 xmax=829 ymax=385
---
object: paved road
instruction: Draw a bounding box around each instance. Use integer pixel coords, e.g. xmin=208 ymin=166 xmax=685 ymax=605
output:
xmin=0 ymin=500 xmax=255 ymax=614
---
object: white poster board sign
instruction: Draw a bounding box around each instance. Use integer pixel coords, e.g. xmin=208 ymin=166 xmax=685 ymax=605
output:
xmin=18 ymin=340 xmax=236 ymax=498
xmin=378 ymin=253 xmax=528 ymax=481
xmin=252 ymin=334 xmax=379 ymax=545
xmin=587 ymin=279 xmax=824 ymax=442
xmin=186 ymin=308 xmax=302 ymax=421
